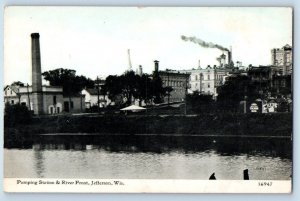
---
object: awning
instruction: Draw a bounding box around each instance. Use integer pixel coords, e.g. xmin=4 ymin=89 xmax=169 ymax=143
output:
xmin=120 ymin=105 xmax=146 ymax=111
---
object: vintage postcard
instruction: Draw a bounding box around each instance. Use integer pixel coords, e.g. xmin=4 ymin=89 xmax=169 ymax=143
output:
xmin=3 ymin=7 xmax=293 ymax=193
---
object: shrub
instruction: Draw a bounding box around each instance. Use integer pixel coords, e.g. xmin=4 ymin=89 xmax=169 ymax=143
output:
xmin=4 ymin=103 xmax=32 ymax=126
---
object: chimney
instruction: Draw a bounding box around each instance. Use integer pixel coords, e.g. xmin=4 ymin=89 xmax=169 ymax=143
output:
xmin=138 ymin=65 xmax=143 ymax=76
xmin=127 ymin=49 xmax=132 ymax=71
xmin=227 ymin=46 xmax=232 ymax=65
xmin=31 ymin=33 xmax=44 ymax=115
xmin=220 ymin=52 xmax=226 ymax=67
xmin=154 ymin=60 xmax=159 ymax=72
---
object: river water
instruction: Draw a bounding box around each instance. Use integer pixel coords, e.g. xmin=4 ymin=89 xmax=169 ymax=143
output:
xmin=4 ymin=135 xmax=292 ymax=180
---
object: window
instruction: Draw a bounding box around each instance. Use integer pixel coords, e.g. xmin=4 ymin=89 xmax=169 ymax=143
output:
xmin=5 ymin=90 xmax=7 ymax=95
xmin=70 ymin=101 xmax=74 ymax=109
xmin=208 ymin=83 xmax=210 ymax=88
xmin=53 ymin=96 xmax=57 ymax=105
xmin=11 ymin=100 xmax=14 ymax=104
xmin=207 ymin=75 xmax=210 ymax=80
xmin=21 ymin=102 xmax=26 ymax=106
xmin=195 ymin=75 xmax=198 ymax=80
xmin=57 ymin=107 xmax=60 ymax=113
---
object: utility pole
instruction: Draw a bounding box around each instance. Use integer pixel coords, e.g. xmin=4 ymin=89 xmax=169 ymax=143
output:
xmin=27 ymin=83 xmax=31 ymax=111
xmin=200 ymin=73 xmax=203 ymax=94
xmin=166 ymin=69 xmax=170 ymax=106
xmin=185 ymin=72 xmax=188 ymax=115
xmin=96 ymin=76 xmax=100 ymax=111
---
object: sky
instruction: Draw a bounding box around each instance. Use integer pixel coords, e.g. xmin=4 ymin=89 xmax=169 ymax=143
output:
xmin=4 ymin=6 xmax=292 ymax=85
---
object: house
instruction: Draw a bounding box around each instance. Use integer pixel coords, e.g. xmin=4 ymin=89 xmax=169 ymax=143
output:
xmin=81 ymin=88 xmax=111 ymax=109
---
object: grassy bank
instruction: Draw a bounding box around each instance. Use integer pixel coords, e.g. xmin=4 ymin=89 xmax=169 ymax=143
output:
xmin=4 ymin=112 xmax=292 ymax=148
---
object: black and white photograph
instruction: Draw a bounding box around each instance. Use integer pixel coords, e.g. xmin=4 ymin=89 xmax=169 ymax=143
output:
xmin=3 ymin=6 xmax=293 ymax=193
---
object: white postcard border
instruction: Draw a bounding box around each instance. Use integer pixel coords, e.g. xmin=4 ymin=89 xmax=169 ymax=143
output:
xmin=3 ymin=178 xmax=291 ymax=193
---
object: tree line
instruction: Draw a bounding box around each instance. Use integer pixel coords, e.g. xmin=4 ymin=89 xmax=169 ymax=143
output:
xmin=41 ymin=68 xmax=170 ymax=107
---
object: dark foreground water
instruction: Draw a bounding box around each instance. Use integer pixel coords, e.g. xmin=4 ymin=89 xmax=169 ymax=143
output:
xmin=4 ymin=135 xmax=292 ymax=180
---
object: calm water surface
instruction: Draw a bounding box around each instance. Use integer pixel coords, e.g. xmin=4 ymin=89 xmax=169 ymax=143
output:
xmin=4 ymin=135 xmax=292 ymax=180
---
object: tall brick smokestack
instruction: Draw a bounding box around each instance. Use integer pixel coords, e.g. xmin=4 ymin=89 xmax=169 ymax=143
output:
xmin=31 ymin=33 xmax=43 ymax=115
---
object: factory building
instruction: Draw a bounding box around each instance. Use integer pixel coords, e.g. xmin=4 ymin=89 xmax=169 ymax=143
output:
xmin=180 ymin=64 xmax=230 ymax=98
xmin=4 ymin=33 xmax=85 ymax=115
xmin=4 ymin=85 xmax=64 ymax=114
xmin=153 ymin=60 xmax=190 ymax=103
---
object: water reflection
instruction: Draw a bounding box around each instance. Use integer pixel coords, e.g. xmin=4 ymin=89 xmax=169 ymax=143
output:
xmin=31 ymin=135 xmax=292 ymax=159
xmin=33 ymin=149 xmax=45 ymax=178
xmin=4 ymin=135 xmax=292 ymax=180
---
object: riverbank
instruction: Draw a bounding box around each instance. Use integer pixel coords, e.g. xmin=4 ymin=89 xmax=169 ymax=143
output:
xmin=4 ymin=113 xmax=292 ymax=148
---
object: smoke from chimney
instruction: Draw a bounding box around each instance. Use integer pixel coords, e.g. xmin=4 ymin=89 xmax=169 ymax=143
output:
xmin=181 ymin=35 xmax=229 ymax=52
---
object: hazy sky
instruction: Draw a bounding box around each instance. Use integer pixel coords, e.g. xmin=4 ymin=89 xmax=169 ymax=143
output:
xmin=4 ymin=7 xmax=292 ymax=85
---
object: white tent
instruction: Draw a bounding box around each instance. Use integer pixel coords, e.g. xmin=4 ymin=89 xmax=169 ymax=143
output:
xmin=120 ymin=105 xmax=146 ymax=111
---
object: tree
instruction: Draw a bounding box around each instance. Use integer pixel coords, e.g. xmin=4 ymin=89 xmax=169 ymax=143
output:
xmin=105 ymin=75 xmax=124 ymax=106
xmin=4 ymin=102 xmax=32 ymax=125
xmin=104 ymin=71 xmax=168 ymax=107
xmin=150 ymin=74 xmax=167 ymax=104
xmin=11 ymin=81 xmax=25 ymax=87
xmin=42 ymin=68 xmax=95 ymax=111
xmin=135 ymin=74 xmax=152 ymax=106
xmin=217 ymin=75 xmax=260 ymax=112
xmin=42 ymin=68 xmax=94 ymax=96
xmin=186 ymin=91 xmax=214 ymax=113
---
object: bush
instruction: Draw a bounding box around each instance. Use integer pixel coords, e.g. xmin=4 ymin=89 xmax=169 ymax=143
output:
xmin=4 ymin=103 xmax=32 ymax=125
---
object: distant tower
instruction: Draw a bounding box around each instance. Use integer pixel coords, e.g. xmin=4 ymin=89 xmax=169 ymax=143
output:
xmin=127 ymin=49 xmax=133 ymax=71
xmin=220 ymin=52 xmax=226 ymax=67
xmin=154 ymin=60 xmax=159 ymax=72
xmin=198 ymin=59 xmax=201 ymax=69
xmin=228 ymin=46 xmax=232 ymax=65
xmin=31 ymin=33 xmax=44 ymax=115
xmin=138 ymin=65 xmax=143 ymax=76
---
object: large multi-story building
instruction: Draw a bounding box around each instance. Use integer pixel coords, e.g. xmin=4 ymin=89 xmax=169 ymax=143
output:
xmin=153 ymin=60 xmax=190 ymax=103
xmin=180 ymin=65 xmax=229 ymax=98
xmin=271 ymin=44 xmax=293 ymax=75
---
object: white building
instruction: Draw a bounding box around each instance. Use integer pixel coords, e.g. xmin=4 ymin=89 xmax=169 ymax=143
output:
xmin=4 ymin=84 xmax=85 ymax=114
xmin=180 ymin=65 xmax=229 ymax=98
xmin=81 ymin=88 xmax=111 ymax=108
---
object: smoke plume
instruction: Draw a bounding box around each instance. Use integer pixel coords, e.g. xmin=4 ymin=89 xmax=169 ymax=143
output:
xmin=181 ymin=35 xmax=229 ymax=52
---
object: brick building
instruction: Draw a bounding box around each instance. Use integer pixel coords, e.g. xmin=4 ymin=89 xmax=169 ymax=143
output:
xmin=153 ymin=60 xmax=190 ymax=103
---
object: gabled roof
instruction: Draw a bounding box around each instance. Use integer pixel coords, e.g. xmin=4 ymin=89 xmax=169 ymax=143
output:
xmin=3 ymin=85 xmax=20 ymax=94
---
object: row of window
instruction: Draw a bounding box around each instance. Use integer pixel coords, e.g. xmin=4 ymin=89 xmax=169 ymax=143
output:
xmin=164 ymin=80 xmax=185 ymax=87
xmin=194 ymin=83 xmax=210 ymax=88
xmin=194 ymin=74 xmax=210 ymax=81
xmin=193 ymin=74 xmax=224 ymax=81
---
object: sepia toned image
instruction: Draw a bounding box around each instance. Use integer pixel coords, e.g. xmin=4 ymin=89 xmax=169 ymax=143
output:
xmin=3 ymin=7 xmax=292 ymax=193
